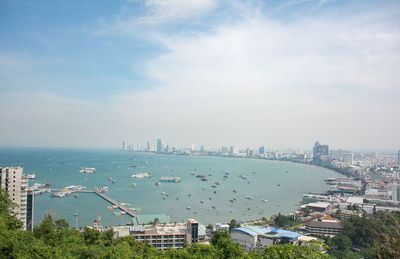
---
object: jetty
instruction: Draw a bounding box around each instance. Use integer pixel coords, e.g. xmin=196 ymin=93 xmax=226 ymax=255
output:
xmin=93 ymin=189 xmax=137 ymax=217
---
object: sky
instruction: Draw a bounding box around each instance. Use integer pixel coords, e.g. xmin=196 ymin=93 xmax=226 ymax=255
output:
xmin=0 ymin=0 xmax=399 ymax=151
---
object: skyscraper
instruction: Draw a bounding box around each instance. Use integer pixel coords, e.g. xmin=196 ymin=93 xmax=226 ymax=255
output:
xmin=122 ymin=141 xmax=127 ymax=151
xmin=313 ymin=141 xmax=329 ymax=162
xmin=0 ymin=166 xmax=34 ymax=231
xmin=157 ymin=139 xmax=165 ymax=153
xmin=146 ymin=141 xmax=151 ymax=151
xmin=398 ymin=150 xmax=400 ymax=165
xmin=259 ymin=146 xmax=265 ymax=155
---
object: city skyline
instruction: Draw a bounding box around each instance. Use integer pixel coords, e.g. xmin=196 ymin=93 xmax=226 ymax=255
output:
xmin=1 ymin=0 xmax=400 ymax=150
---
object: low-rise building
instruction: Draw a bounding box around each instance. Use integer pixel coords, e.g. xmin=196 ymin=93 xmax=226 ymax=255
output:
xmin=230 ymin=225 xmax=301 ymax=252
xmin=113 ymin=219 xmax=199 ymax=250
xmin=305 ymin=215 xmax=343 ymax=236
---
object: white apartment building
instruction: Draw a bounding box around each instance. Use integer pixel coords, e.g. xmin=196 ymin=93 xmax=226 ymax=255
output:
xmin=0 ymin=166 xmax=34 ymax=231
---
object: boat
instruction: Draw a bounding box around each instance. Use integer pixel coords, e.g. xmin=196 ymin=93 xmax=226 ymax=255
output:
xmin=132 ymin=183 xmax=136 ymax=187
xmin=246 ymin=195 xmax=253 ymax=200
xmin=111 ymin=179 xmax=116 ymax=183
xmin=186 ymin=206 xmax=191 ymax=210
xmin=196 ymin=174 xmax=206 ymax=178
xmin=213 ymin=190 xmax=217 ymax=194
xmin=27 ymin=174 xmax=36 ymax=179
xmin=74 ymin=194 xmax=79 ymax=198
xmin=79 ymin=168 xmax=96 ymax=173
xmin=201 ymin=178 xmax=208 ymax=182
xmin=261 ymin=199 xmax=268 ymax=202
xmin=212 ymin=206 xmax=216 ymax=209
xmin=45 ymin=183 xmax=51 ymax=187
xmin=161 ymin=192 xmax=168 ymax=196
xmin=131 ymin=172 xmax=151 ymax=178
xmin=233 ymin=190 xmax=237 ymax=193
xmin=100 ymin=187 xmax=109 ymax=193
xmin=277 ymin=184 xmax=280 ymax=187
xmin=215 ymin=181 xmax=221 ymax=185
xmin=155 ymin=181 xmax=161 ymax=186
xmin=211 ymin=185 xmax=217 ymax=188
xmin=160 ymin=177 xmax=181 ymax=183
xmin=200 ymin=200 xmax=204 ymax=204
xmin=120 ymin=211 xmax=127 ymax=215
xmin=113 ymin=211 xmax=122 ymax=216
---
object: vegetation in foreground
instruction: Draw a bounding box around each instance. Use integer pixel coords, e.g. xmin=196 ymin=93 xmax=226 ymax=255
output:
xmin=1 ymin=188 xmax=399 ymax=258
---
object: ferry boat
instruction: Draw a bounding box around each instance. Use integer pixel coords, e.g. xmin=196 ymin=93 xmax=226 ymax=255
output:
xmin=79 ymin=168 xmax=96 ymax=173
xmin=131 ymin=172 xmax=151 ymax=178
xmin=160 ymin=177 xmax=181 ymax=183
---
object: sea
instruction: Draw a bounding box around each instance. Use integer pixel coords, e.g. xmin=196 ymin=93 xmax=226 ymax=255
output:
xmin=0 ymin=148 xmax=340 ymax=227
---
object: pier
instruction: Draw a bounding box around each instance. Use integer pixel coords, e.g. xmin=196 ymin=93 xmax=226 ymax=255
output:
xmin=93 ymin=189 xmax=137 ymax=217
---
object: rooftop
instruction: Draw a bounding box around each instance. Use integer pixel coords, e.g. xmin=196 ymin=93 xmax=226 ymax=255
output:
xmin=231 ymin=225 xmax=301 ymax=240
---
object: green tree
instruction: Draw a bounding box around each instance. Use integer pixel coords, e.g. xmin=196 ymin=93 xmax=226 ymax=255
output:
xmin=228 ymin=219 xmax=240 ymax=230
xmin=211 ymin=230 xmax=244 ymax=258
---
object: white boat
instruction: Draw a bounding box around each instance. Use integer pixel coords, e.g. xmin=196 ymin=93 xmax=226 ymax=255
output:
xmin=245 ymin=195 xmax=253 ymax=200
xmin=27 ymin=174 xmax=36 ymax=179
xmin=261 ymin=199 xmax=268 ymax=202
xmin=160 ymin=176 xmax=181 ymax=183
xmin=131 ymin=172 xmax=151 ymax=178
xmin=79 ymin=168 xmax=96 ymax=173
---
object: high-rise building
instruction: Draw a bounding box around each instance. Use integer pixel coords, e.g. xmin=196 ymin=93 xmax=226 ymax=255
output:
xmin=313 ymin=141 xmax=329 ymax=162
xmin=146 ymin=141 xmax=151 ymax=151
xmin=398 ymin=150 xmax=400 ymax=165
xmin=200 ymin=145 xmax=205 ymax=153
xmin=122 ymin=141 xmax=127 ymax=151
xmin=0 ymin=166 xmax=34 ymax=231
xmin=157 ymin=139 xmax=165 ymax=153
xmin=259 ymin=146 xmax=265 ymax=155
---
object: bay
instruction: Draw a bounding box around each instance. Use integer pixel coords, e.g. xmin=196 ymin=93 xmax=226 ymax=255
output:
xmin=0 ymin=148 xmax=339 ymax=227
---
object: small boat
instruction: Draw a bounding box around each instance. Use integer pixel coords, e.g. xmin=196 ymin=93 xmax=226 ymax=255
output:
xmin=132 ymin=183 xmax=136 ymax=187
xmin=213 ymin=190 xmax=217 ymax=194
xmin=233 ymin=190 xmax=237 ymax=193
xmin=211 ymin=185 xmax=217 ymax=188
xmin=74 ymin=194 xmax=79 ymax=198
xmin=246 ymin=195 xmax=253 ymax=200
xmin=215 ymin=181 xmax=221 ymax=185
xmin=155 ymin=181 xmax=161 ymax=186
xmin=200 ymin=200 xmax=204 ymax=204
xmin=188 ymin=194 xmax=191 ymax=197
xmin=120 ymin=211 xmax=127 ymax=215
xmin=79 ymin=168 xmax=96 ymax=173
xmin=45 ymin=183 xmax=51 ymax=187
xmin=277 ymin=184 xmax=280 ymax=187
xmin=261 ymin=199 xmax=268 ymax=202
xmin=212 ymin=206 xmax=216 ymax=209
xmin=201 ymin=178 xmax=208 ymax=182
xmin=111 ymin=179 xmax=116 ymax=183
xmin=209 ymin=197 xmax=212 ymax=200
xmin=186 ymin=206 xmax=191 ymax=210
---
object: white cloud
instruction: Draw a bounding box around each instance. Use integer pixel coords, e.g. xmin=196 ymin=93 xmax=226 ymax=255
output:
xmin=107 ymin=7 xmax=400 ymax=150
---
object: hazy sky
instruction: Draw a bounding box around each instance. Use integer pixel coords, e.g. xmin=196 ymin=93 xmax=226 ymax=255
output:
xmin=0 ymin=0 xmax=399 ymax=151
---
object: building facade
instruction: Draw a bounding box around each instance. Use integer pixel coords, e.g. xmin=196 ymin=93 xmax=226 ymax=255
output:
xmin=313 ymin=141 xmax=329 ymax=162
xmin=113 ymin=219 xmax=199 ymax=250
xmin=0 ymin=166 xmax=34 ymax=231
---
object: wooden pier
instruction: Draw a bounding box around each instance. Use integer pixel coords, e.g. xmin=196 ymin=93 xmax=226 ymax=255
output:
xmin=93 ymin=190 xmax=137 ymax=217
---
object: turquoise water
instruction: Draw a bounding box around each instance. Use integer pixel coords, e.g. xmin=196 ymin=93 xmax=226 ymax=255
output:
xmin=0 ymin=148 xmax=339 ymax=227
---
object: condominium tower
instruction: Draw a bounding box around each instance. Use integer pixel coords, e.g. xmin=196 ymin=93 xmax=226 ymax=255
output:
xmin=0 ymin=166 xmax=34 ymax=231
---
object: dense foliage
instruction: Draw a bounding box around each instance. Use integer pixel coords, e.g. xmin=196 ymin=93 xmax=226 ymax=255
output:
xmin=4 ymin=189 xmax=399 ymax=258
xmin=321 ymin=211 xmax=400 ymax=259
